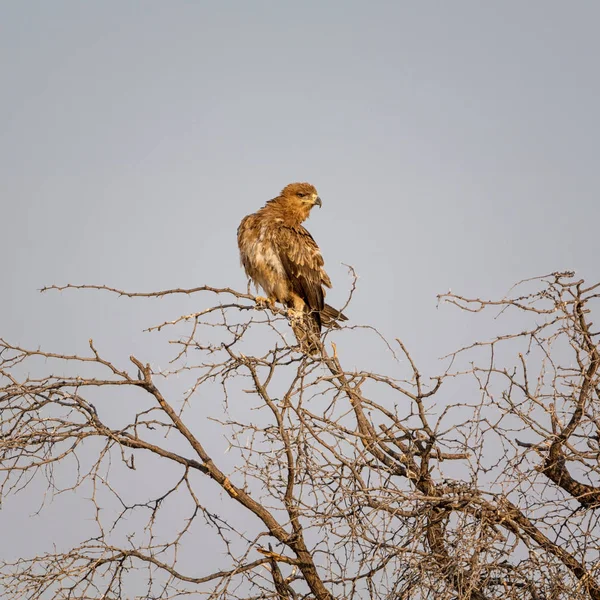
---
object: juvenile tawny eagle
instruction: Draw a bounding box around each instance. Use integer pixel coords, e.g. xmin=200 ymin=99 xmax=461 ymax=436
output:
xmin=237 ymin=182 xmax=347 ymax=352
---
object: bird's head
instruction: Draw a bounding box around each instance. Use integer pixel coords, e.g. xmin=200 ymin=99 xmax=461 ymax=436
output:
xmin=280 ymin=182 xmax=322 ymax=219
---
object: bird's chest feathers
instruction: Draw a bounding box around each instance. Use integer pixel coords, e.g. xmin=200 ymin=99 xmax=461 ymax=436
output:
xmin=255 ymin=241 xmax=284 ymax=275
xmin=244 ymin=222 xmax=287 ymax=290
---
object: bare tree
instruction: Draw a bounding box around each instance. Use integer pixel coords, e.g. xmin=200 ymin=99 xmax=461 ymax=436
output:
xmin=1 ymin=271 xmax=599 ymax=599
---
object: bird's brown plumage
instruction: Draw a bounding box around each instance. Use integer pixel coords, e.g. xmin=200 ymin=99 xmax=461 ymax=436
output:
xmin=237 ymin=182 xmax=347 ymax=352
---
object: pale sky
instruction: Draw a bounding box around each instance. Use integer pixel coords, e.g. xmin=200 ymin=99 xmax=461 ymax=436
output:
xmin=2 ymin=0 xmax=600 ymax=593
xmin=3 ymin=2 xmax=599 ymax=352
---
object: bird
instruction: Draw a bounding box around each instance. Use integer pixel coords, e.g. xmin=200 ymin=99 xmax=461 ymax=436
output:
xmin=237 ymin=182 xmax=347 ymax=353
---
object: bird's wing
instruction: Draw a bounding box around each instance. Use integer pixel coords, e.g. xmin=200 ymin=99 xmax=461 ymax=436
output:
xmin=276 ymin=224 xmax=329 ymax=324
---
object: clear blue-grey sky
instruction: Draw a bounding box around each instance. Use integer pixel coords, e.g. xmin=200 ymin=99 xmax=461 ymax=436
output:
xmin=4 ymin=1 xmax=599 ymax=349
xmin=2 ymin=0 xmax=599 ymax=588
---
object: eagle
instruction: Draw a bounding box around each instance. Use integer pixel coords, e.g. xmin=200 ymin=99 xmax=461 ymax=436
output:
xmin=237 ymin=182 xmax=347 ymax=352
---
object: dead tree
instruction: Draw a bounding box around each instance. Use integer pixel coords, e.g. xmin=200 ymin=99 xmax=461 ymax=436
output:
xmin=1 ymin=271 xmax=599 ymax=599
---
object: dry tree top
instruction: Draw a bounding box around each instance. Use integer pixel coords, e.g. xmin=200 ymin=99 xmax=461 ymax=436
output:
xmin=1 ymin=271 xmax=599 ymax=600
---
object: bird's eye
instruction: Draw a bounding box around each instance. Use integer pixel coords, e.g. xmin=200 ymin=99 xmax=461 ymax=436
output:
xmin=297 ymin=192 xmax=306 ymax=198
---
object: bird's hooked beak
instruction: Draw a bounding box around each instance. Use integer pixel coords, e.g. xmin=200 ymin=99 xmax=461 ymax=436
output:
xmin=314 ymin=196 xmax=322 ymax=208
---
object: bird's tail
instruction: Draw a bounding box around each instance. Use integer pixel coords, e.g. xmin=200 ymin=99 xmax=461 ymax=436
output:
xmin=320 ymin=304 xmax=348 ymax=329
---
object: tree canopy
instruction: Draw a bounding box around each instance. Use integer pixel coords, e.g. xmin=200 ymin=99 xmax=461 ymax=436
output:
xmin=1 ymin=271 xmax=599 ymax=600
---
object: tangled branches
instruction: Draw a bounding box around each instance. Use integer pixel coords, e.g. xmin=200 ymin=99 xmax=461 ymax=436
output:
xmin=1 ymin=271 xmax=599 ymax=599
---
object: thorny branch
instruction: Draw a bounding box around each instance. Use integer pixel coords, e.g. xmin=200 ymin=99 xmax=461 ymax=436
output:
xmin=0 ymin=271 xmax=599 ymax=599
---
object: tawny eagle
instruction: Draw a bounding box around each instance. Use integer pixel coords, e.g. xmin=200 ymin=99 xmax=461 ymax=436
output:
xmin=237 ymin=182 xmax=347 ymax=351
